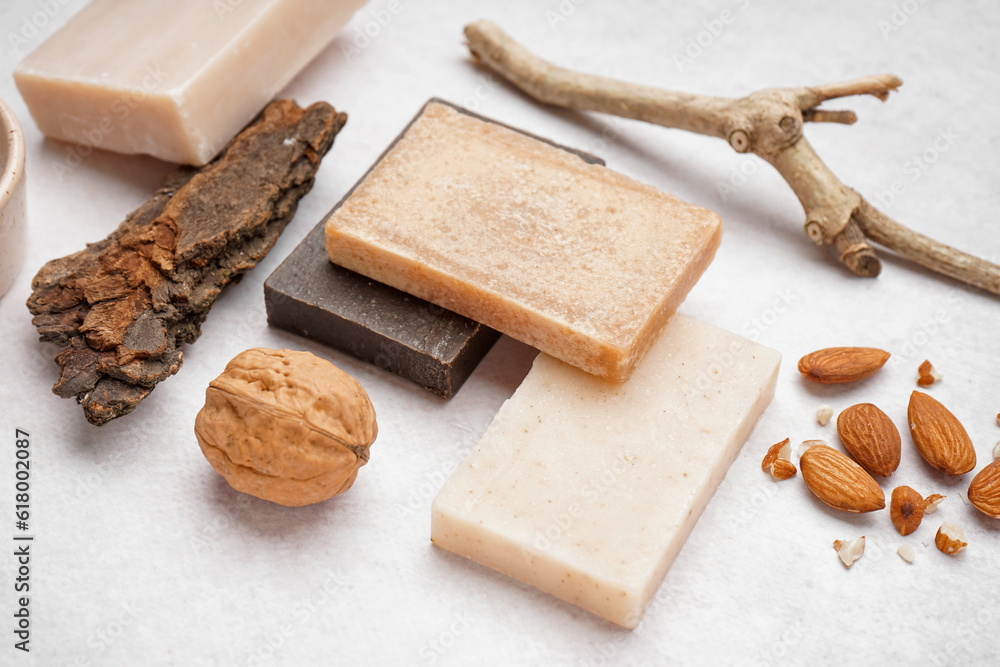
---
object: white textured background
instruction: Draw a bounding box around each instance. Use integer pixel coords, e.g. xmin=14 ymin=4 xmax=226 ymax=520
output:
xmin=1 ymin=0 xmax=999 ymax=665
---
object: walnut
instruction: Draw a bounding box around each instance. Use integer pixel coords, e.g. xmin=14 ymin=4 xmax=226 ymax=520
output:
xmin=194 ymin=348 xmax=378 ymax=507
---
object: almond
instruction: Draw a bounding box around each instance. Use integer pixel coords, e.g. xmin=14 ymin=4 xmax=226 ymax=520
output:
xmin=968 ymin=459 xmax=1000 ymax=519
xmin=837 ymin=403 xmax=901 ymax=477
xmin=907 ymin=391 xmax=976 ymax=475
xmin=799 ymin=444 xmax=885 ymax=513
xmin=797 ymin=347 xmax=890 ymax=384
xmin=890 ymin=485 xmax=932 ymax=535
xmin=934 ymin=522 xmax=967 ymax=555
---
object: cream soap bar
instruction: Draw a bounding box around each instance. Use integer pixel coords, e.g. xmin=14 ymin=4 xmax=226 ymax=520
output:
xmin=431 ymin=314 xmax=780 ymax=628
xmin=325 ymin=101 xmax=722 ymax=382
xmin=14 ymin=0 xmax=365 ymax=165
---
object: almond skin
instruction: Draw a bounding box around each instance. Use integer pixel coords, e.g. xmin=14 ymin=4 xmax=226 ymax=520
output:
xmin=890 ymin=485 xmax=928 ymax=536
xmin=968 ymin=459 xmax=1000 ymax=518
xmin=935 ymin=522 xmax=967 ymax=555
xmin=907 ymin=391 xmax=976 ymax=475
xmin=799 ymin=444 xmax=886 ymax=513
xmin=797 ymin=347 xmax=890 ymax=384
xmin=837 ymin=403 xmax=901 ymax=477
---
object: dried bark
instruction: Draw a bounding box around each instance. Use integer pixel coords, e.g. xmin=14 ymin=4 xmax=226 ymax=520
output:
xmin=27 ymin=99 xmax=347 ymax=425
xmin=463 ymin=20 xmax=1000 ymax=296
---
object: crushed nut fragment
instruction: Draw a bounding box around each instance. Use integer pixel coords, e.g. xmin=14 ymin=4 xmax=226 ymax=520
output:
xmin=833 ymin=536 xmax=866 ymax=568
xmin=916 ymin=360 xmax=941 ymax=386
xmin=771 ymin=459 xmax=797 ymax=480
xmin=934 ymin=522 xmax=967 ymax=555
xmin=799 ymin=439 xmax=826 ymax=458
xmin=816 ymin=405 xmax=834 ymax=426
xmin=923 ymin=494 xmax=945 ymax=514
xmin=762 ymin=438 xmax=795 ymax=479
xmin=897 ymin=544 xmax=915 ymax=563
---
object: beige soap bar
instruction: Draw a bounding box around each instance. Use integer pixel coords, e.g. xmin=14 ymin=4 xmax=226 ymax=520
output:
xmin=325 ymin=102 xmax=722 ymax=382
xmin=14 ymin=0 xmax=364 ymax=165
xmin=431 ymin=314 xmax=780 ymax=628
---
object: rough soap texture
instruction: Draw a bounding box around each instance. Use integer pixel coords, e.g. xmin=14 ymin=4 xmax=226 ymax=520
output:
xmin=195 ymin=348 xmax=377 ymax=507
xmin=26 ymin=100 xmax=346 ymax=425
xmin=431 ymin=315 xmax=781 ymax=628
xmin=326 ymin=100 xmax=722 ymax=382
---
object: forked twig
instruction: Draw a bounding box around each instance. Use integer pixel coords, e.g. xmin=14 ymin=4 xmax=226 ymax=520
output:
xmin=464 ymin=20 xmax=1000 ymax=296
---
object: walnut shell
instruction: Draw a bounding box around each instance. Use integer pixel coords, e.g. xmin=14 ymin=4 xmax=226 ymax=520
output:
xmin=195 ymin=348 xmax=377 ymax=506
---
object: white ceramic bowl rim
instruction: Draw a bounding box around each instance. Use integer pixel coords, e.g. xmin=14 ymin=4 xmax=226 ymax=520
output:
xmin=0 ymin=97 xmax=26 ymax=209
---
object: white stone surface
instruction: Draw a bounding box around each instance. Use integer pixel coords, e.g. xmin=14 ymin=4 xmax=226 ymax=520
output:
xmin=0 ymin=0 xmax=998 ymax=664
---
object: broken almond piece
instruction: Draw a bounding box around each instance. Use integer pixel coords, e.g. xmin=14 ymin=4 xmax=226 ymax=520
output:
xmin=761 ymin=438 xmax=795 ymax=479
xmin=934 ymin=522 xmax=967 ymax=555
xmin=833 ymin=536 xmax=865 ymax=568
xmin=916 ymin=359 xmax=941 ymax=386
xmin=993 ymin=441 xmax=1000 ymax=461
xmin=797 ymin=347 xmax=890 ymax=384
xmin=923 ymin=493 xmax=945 ymax=514
xmin=890 ymin=485 xmax=934 ymax=536
xmin=816 ymin=405 xmax=834 ymax=426
xmin=771 ymin=459 xmax=797 ymax=480
xmin=968 ymin=459 xmax=1000 ymax=519
xmin=798 ymin=439 xmax=826 ymax=458
xmin=897 ymin=544 xmax=915 ymax=563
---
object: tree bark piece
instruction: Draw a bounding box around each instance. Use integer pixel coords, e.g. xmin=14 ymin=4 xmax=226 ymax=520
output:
xmin=27 ymin=99 xmax=347 ymax=425
xmin=463 ymin=20 xmax=1000 ymax=296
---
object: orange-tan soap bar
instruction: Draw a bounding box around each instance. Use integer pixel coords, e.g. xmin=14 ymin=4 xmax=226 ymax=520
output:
xmin=14 ymin=0 xmax=365 ymax=165
xmin=325 ymin=101 xmax=722 ymax=382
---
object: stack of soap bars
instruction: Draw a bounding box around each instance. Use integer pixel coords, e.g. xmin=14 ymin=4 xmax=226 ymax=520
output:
xmin=269 ymin=99 xmax=781 ymax=627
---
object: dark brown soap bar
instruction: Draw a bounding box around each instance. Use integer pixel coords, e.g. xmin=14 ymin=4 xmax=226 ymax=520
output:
xmin=27 ymin=99 xmax=346 ymax=425
xmin=265 ymin=221 xmax=500 ymax=398
xmin=264 ymin=98 xmax=604 ymax=398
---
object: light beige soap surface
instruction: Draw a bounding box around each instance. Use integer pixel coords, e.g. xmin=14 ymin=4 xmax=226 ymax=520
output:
xmin=431 ymin=314 xmax=780 ymax=628
xmin=325 ymin=102 xmax=722 ymax=382
xmin=14 ymin=0 xmax=365 ymax=165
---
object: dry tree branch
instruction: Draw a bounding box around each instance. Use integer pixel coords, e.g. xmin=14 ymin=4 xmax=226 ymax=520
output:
xmin=464 ymin=20 xmax=1000 ymax=296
